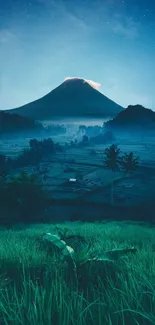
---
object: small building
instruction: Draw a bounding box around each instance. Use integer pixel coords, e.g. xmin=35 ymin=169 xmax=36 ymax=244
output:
xmin=69 ymin=178 xmax=77 ymax=183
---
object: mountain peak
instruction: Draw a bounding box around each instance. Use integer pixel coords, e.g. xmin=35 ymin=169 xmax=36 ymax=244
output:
xmin=62 ymin=78 xmax=86 ymax=88
xmin=63 ymin=77 xmax=85 ymax=84
xmin=63 ymin=77 xmax=101 ymax=90
xmin=7 ymin=77 xmax=124 ymax=120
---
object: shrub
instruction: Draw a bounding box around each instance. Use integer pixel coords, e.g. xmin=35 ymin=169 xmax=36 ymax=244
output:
xmin=0 ymin=172 xmax=47 ymax=226
xmin=15 ymin=148 xmax=42 ymax=168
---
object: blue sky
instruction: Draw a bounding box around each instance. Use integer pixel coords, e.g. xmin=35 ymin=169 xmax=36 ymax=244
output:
xmin=0 ymin=0 xmax=155 ymax=110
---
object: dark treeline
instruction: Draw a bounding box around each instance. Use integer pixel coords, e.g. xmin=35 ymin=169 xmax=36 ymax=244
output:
xmin=77 ymin=105 xmax=155 ymax=138
xmin=78 ymin=125 xmax=103 ymax=137
xmin=0 ymin=111 xmax=66 ymax=138
xmin=0 ymin=130 xmax=115 ymax=178
xmin=0 ymin=111 xmax=42 ymax=136
xmin=70 ymin=129 xmax=115 ymax=148
xmin=0 ymin=138 xmax=63 ymax=177
xmin=0 ymin=137 xmax=64 ymax=225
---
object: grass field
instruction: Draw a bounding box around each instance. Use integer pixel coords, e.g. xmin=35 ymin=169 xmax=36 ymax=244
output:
xmin=0 ymin=221 xmax=154 ymax=325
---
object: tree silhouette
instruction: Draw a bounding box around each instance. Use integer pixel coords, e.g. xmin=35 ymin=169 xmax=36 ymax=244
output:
xmin=121 ymin=152 xmax=140 ymax=175
xmin=79 ymin=125 xmax=86 ymax=134
xmin=82 ymin=135 xmax=89 ymax=145
xmin=29 ymin=139 xmax=39 ymax=150
xmin=104 ymin=144 xmax=121 ymax=171
xmin=103 ymin=144 xmax=121 ymax=205
xmin=15 ymin=148 xmax=41 ymax=167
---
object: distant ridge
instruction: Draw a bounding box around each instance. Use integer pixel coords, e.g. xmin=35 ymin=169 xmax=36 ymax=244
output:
xmin=105 ymin=105 xmax=155 ymax=130
xmin=6 ymin=78 xmax=124 ymax=120
xmin=0 ymin=110 xmax=42 ymax=138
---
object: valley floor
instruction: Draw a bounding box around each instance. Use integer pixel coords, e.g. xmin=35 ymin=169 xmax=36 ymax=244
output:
xmin=1 ymin=135 xmax=155 ymax=210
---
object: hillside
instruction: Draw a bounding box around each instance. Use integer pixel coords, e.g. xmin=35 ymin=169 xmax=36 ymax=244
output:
xmin=105 ymin=105 xmax=155 ymax=130
xmin=6 ymin=78 xmax=123 ymax=120
xmin=0 ymin=111 xmax=42 ymax=137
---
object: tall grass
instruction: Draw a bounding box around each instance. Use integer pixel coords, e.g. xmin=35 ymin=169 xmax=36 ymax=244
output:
xmin=0 ymin=221 xmax=155 ymax=325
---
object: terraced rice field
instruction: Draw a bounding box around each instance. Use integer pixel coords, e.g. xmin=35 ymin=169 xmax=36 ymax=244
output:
xmin=1 ymin=136 xmax=155 ymax=204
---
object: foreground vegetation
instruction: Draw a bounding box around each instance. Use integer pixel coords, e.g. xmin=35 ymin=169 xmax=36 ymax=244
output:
xmin=0 ymin=221 xmax=154 ymax=325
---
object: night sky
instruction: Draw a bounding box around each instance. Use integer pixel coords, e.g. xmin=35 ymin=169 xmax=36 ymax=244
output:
xmin=0 ymin=0 xmax=155 ymax=110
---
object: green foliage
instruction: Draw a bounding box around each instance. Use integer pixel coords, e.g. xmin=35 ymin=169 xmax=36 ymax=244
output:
xmin=55 ymin=226 xmax=71 ymax=239
xmin=55 ymin=226 xmax=88 ymax=244
xmin=0 ymin=221 xmax=154 ymax=325
xmin=43 ymin=231 xmax=137 ymax=266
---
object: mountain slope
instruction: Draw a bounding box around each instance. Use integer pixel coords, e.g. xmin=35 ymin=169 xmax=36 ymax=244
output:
xmin=105 ymin=105 xmax=155 ymax=130
xmin=7 ymin=78 xmax=123 ymax=120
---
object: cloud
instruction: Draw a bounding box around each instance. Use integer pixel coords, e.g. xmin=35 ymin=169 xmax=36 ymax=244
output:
xmin=36 ymin=0 xmax=88 ymax=30
xmin=112 ymin=15 xmax=140 ymax=39
xmin=85 ymin=79 xmax=101 ymax=90
xmin=0 ymin=30 xmax=17 ymax=44
xmin=64 ymin=77 xmax=101 ymax=90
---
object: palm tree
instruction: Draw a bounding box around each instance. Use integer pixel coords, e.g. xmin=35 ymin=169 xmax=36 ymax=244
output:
xmin=121 ymin=152 xmax=140 ymax=176
xmin=104 ymin=144 xmax=121 ymax=171
xmin=103 ymin=144 xmax=121 ymax=205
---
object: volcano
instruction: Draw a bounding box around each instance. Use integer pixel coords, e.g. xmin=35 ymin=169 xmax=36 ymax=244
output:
xmin=7 ymin=78 xmax=124 ymax=120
